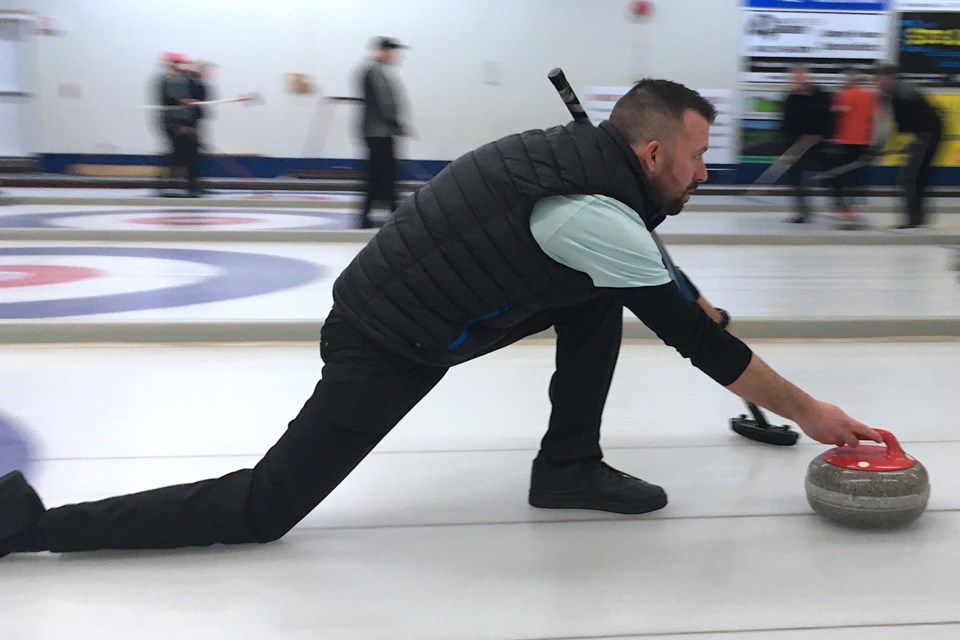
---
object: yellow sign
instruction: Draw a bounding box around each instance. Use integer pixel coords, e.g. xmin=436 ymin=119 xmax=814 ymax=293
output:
xmin=902 ymin=28 xmax=960 ymax=48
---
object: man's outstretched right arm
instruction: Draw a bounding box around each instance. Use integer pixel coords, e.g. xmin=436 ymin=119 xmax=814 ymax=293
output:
xmin=614 ymin=284 xmax=881 ymax=447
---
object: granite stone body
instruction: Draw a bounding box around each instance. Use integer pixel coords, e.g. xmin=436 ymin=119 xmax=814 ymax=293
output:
xmin=805 ymin=456 xmax=930 ymax=528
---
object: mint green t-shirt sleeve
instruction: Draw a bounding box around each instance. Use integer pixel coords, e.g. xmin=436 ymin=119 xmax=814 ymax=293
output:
xmin=529 ymin=194 xmax=672 ymax=288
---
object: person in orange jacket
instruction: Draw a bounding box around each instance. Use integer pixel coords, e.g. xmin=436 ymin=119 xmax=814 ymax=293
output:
xmin=830 ymin=68 xmax=878 ymax=228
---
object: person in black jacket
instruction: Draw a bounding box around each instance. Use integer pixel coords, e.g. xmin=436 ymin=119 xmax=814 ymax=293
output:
xmin=186 ymin=60 xmax=214 ymax=196
xmin=873 ymin=64 xmax=944 ymax=229
xmin=0 ymin=79 xmax=881 ymax=558
xmin=154 ymin=53 xmax=182 ymax=195
xmin=780 ymin=65 xmax=835 ymax=223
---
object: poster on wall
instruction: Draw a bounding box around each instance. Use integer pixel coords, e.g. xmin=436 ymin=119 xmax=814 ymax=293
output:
xmin=740 ymin=91 xmax=960 ymax=167
xmin=584 ymin=87 xmax=624 ymax=125
xmin=585 ymin=87 xmax=736 ymax=165
xmin=739 ymin=90 xmax=787 ymax=162
xmin=741 ymin=2 xmax=891 ymax=84
xmin=745 ymin=1 xmax=888 ymax=9
xmin=894 ymin=1 xmax=960 ymax=10
xmin=898 ymin=12 xmax=960 ymax=85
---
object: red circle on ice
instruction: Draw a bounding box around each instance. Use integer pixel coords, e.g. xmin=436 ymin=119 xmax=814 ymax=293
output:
xmin=0 ymin=264 xmax=104 ymax=288
xmin=130 ymin=214 xmax=260 ymax=226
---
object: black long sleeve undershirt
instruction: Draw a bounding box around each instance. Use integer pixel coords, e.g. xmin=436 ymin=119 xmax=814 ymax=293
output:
xmin=609 ymin=283 xmax=753 ymax=386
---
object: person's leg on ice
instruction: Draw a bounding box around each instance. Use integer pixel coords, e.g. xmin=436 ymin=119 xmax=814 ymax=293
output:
xmin=527 ymin=295 xmax=667 ymax=514
xmin=0 ymin=311 xmax=447 ymax=556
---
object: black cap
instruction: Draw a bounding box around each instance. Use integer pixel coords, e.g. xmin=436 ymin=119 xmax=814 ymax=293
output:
xmin=375 ymin=36 xmax=408 ymax=50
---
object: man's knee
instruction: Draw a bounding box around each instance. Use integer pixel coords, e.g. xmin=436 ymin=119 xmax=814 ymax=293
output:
xmin=243 ymin=471 xmax=319 ymax=544
xmin=244 ymin=496 xmax=302 ymax=543
xmin=247 ymin=519 xmax=295 ymax=544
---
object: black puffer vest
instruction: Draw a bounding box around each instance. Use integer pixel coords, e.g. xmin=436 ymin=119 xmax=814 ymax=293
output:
xmin=333 ymin=120 xmax=663 ymax=367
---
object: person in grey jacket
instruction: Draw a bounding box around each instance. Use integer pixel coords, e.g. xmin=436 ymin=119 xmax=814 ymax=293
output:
xmin=357 ymin=36 xmax=408 ymax=228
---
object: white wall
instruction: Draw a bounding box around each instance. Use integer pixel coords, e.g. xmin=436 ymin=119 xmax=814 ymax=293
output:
xmin=22 ymin=0 xmax=740 ymax=160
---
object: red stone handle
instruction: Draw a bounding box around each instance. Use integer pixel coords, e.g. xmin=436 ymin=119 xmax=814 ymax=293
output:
xmin=873 ymin=429 xmax=906 ymax=458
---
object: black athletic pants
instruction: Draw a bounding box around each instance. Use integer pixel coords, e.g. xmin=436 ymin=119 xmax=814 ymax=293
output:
xmin=789 ymin=142 xmax=831 ymax=221
xmin=830 ymin=144 xmax=870 ymax=211
xmin=361 ymin=136 xmax=397 ymax=226
xmin=163 ymin=125 xmax=200 ymax=194
xmin=26 ymin=296 xmax=622 ymax=552
xmin=900 ymin=125 xmax=942 ymax=227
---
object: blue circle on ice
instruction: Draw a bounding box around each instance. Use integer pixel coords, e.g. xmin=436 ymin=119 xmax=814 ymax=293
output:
xmin=0 ymin=412 xmax=34 ymax=476
xmin=0 ymin=246 xmax=323 ymax=318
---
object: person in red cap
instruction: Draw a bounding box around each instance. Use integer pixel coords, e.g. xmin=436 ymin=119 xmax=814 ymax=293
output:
xmin=154 ymin=52 xmax=203 ymax=197
xmin=357 ymin=36 xmax=410 ymax=228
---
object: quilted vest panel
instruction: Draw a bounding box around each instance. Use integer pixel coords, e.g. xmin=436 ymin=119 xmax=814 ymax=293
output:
xmin=333 ymin=120 xmax=662 ymax=366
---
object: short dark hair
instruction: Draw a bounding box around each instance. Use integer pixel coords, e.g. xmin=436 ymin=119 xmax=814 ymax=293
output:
xmin=873 ymin=63 xmax=899 ymax=77
xmin=609 ymin=79 xmax=716 ymax=147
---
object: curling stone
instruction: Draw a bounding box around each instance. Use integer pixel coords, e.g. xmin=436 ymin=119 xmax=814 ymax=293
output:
xmin=805 ymin=429 xmax=929 ymax=529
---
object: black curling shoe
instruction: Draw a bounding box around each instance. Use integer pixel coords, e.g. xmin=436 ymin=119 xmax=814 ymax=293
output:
xmin=0 ymin=470 xmax=45 ymax=557
xmin=528 ymin=457 xmax=667 ymax=514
